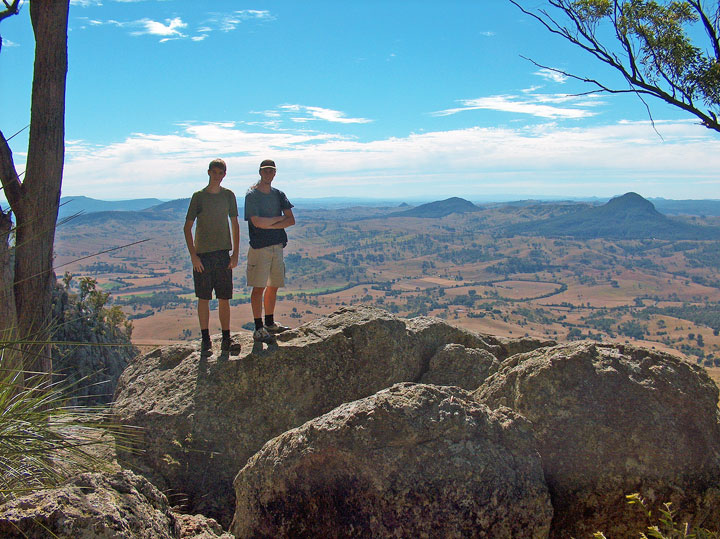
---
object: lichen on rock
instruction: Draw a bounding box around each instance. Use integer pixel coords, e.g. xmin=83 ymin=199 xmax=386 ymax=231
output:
xmin=475 ymin=340 xmax=720 ymax=538
xmin=231 ymin=382 xmax=553 ymax=538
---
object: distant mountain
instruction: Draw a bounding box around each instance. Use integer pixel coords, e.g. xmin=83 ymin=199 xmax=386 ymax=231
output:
xmin=649 ymin=198 xmax=720 ymax=216
xmin=60 ymin=197 xmax=239 ymax=227
xmin=143 ymin=198 xmax=191 ymax=216
xmin=58 ymin=196 xmax=163 ymax=221
xmin=60 ymin=198 xmax=190 ymax=227
xmin=60 ymin=208 xmax=177 ymax=227
xmin=388 ymin=197 xmax=480 ymax=218
xmin=507 ymin=192 xmax=719 ymax=240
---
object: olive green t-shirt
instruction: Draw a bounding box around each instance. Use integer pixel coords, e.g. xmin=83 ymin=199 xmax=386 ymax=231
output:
xmin=185 ymin=187 xmax=238 ymax=254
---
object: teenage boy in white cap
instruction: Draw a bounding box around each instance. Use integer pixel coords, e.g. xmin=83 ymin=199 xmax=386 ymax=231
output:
xmin=244 ymin=159 xmax=295 ymax=343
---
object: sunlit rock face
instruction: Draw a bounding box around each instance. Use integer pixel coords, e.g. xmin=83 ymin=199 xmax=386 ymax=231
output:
xmin=0 ymin=469 xmax=176 ymax=539
xmin=231 ymin=383 xmax=553 ymax=539
xmin=476 ymin=341 xmax=720 ymax=538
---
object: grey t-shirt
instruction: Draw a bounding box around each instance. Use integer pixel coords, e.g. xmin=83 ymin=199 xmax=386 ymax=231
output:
xmin=244 ymin=186 xmax=293 ymax=249
xmin=186 ymin=187 xmax=238 ymax=254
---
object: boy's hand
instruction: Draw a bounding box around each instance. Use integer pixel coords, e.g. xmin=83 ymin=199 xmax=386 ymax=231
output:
xmin=228 ymin=253 xmax=238 ymax=269
xmin=191 ymin=254 xmax=204 ymax=273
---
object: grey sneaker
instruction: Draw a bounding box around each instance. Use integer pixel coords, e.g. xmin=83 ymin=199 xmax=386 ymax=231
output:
xmin=253 ymin=327 xmax=275 ymax=344
xmin=265 ymin=322 xmax=290 ymax=334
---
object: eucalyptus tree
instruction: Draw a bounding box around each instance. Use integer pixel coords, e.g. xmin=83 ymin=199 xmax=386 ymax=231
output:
xmin=509 ymin=0 xmax=720 ymax=133
xmin=0 ymin=0 xmax=70 ymax=374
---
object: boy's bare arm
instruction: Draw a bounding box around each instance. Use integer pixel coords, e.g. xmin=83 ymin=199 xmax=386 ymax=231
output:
xmin=183 ymin=219 xmax=204 ymax=272
xmin=229 ymin=216 xmax=240 ymax=269
xmin=249 ymin=215 xmax=286 ymax=228
xmin=264 ymin=209 xmax=295 ymax=229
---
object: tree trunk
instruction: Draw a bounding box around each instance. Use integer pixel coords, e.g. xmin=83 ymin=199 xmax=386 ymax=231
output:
xmin=10 ymin=1 xmax=69 ymax=374
xmin=0 ymin=209 xmax=19 ymax=373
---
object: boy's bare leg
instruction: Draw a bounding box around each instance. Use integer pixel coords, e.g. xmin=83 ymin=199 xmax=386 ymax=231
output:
xmin=218 ymin=299 xmax=230 ymax=331
xmin=198 ymin=299 xmax=210 ymax=330
xmin=264 ymin=286 xmax=278 ymax=316
xmin=251 ymin=287 xmax=265 ymax=319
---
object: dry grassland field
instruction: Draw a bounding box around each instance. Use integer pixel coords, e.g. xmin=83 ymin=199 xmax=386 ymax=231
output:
xmin=54 ymin=200 xmax=720 ymax=371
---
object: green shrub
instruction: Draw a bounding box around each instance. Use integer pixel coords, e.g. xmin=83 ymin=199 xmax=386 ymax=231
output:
xmin=593 ymin=493 xmax=720 ymax=539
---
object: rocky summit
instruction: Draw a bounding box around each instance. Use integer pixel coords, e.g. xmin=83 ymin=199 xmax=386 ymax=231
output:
xmin=111 ymin=305 xmax=545 ymax=525
xmin=92 ymin=305 xmax=720 ymax=536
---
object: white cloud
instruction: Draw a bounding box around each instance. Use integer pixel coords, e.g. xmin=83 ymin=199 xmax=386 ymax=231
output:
xmin=208 ymin=10 xmax=274 ymax=32
xmin=71 ymin=0 xmax=103 ymax=6
xmin=131 ymin=17 xmax=187 ymax=38
xmin=78 ymin=9 xmax=273 ymax=42
xmin=535 ymin=68 xmax=568 ymax=83
xmin=434 ymin=95 xmax=597 ymax=119
xmin=1 ymin=38 xmax=18 ymax=47
xmin=254 ymin=105 xmax=373 ymax=125
xmin=58 ymin=119 xmax=720 ymax=200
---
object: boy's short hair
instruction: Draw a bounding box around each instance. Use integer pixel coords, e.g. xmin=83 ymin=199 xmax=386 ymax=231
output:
xmin=208 ymin=158 xmax=227 ymax=172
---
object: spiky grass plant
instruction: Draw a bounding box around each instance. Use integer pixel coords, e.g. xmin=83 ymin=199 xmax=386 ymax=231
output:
xmin=0 ymin=343 xmax=137 ymax=501
xmin=592 ymin=493 xmax=720 ymax=539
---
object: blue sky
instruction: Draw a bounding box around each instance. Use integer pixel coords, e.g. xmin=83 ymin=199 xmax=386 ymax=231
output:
xmin=1 ymin=0 xmax=719 ymax=202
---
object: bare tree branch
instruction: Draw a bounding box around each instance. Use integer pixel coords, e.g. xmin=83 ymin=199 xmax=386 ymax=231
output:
xmin=0 ymin=0 xmax=20 ymax=23
xmin=0 ymin=130 xmax=22 ymax=210
xmin=688 ymin=0 xmax=720 ymax=61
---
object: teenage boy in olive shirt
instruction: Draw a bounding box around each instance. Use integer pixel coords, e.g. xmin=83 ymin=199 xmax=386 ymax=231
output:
xmin=184 ymin=158 xmax=240 ymax=353
xmin=244 ymin=159 xmax=295 ymax=343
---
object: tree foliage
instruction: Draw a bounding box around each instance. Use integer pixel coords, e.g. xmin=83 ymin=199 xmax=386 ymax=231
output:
xmin=51 ymin=275 xmax=137 ymax=406
xmin=510 ymin=0 xmax=720 ymax=133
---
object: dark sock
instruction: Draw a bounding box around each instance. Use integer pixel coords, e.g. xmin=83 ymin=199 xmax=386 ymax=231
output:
xmin=265 ymin=314 xmax=274 ymax=326
xmin=254 ymin=318 xmax=264 ymax=331
xmin=201 ymin=329 xmax=210 ymax=340
xmin=222 ymin=329 xmax=230 ymax=340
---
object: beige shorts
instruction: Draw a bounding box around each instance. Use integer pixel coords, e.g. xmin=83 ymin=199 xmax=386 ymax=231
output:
xmin=246 ymin=244 xmax=285 ymax=288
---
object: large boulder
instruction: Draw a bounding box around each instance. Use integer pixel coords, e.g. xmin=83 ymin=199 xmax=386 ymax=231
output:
xmin=231 ymin=383 xmax=553 ymax=538
xmin=419 ymin=343 xmax=499 ymax=390
xmin=112 ymin=306 xmax=545 ymax=525
xmin=475 ymin=341 xmax=720 ymax=538
xmin=406 ymin=315 xmax=555 ymax=362
xmin=0 ymin=469 xmax=175 ymax=538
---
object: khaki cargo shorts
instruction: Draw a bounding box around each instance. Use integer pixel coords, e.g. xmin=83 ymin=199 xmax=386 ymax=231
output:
xmin=246 ymin=244 xmax=285 ymax=288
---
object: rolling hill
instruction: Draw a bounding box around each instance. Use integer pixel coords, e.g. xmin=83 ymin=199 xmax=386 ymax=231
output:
xmin=506 ymin=192 xmax=719 ymax=240
xmin=387 ymin=197 xmax=480 ymax=218
xmin=58 ymin=196 xmax=164 ymax=221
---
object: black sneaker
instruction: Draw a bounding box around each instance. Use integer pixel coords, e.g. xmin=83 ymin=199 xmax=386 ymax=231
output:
xmin=221 ymin=337 xmax=231 ymax=352
xmin=265 ymin=322 xmax=290 ymax=334
xmin=201 ymin=337 xmax=212 ymax=353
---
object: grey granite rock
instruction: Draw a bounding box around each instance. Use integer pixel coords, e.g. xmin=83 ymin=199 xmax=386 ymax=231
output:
xmin=112 ymin=306 xmax=525 ymax=525
xmin=475 ymin=341 xmax=720 ymax=538
xmin=231 ymin=383 xmax=552 ymax=538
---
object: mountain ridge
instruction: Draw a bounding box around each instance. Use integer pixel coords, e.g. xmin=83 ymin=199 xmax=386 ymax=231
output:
xmin=58 ymin=196 xmax=164 ymax=221
xmin=506 ymin=192 xmax=719 ymax=240
xmin=387 ymin=197 xmax=480 ymax=218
